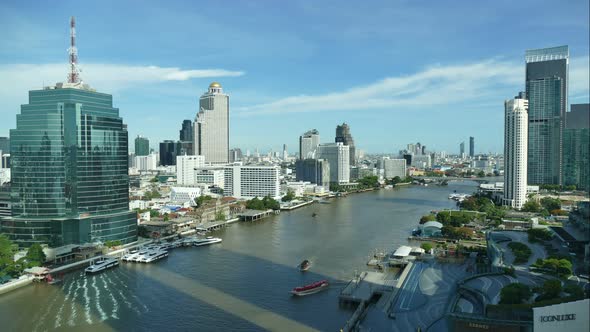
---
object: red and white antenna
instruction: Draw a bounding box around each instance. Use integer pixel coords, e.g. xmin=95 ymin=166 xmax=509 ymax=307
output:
xmin=67 ymin=16 xmax=81 ymax=83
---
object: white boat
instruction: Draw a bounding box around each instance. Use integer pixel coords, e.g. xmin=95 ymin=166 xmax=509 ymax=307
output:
xmin=138 ymin=250 xmax=169 ymax=263
xmin=128 ymin=249 xmax=151 ymax=262
xmin=121 ymin=249 xmax=140 ymax=262
xmin=85 ymin=257 xmax=119 ymax=274
xmin=193 ymin=236 xmax=222 ymax=247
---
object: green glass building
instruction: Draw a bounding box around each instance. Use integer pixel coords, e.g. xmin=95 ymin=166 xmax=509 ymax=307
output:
xmin=563 ymin=104 xmax=589 ymax=192
xmin=134 ymin=135 xmax=150 ymax=156
xmin=525 ymin=45 xmax=568 ymax=185
xmin=0 ymin=84 xmax=137 ymax=247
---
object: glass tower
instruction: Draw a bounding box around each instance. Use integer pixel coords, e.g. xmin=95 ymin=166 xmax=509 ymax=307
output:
xmin=525 ymin=45 xmax=568 ymax=185
xmin=563 ymin=104 xmax=589 ymax=191
xmin=0 ymin=86 xmax=137 ymax=247
xmin=134 ymin=136 xmax=150 ymax=156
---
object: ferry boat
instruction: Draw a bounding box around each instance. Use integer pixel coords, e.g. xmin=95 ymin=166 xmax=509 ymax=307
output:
xmin=122 ymin=249 xmax=140 ymax=262
xmin=138 ymin=250 xmax=169 ymax=263
xmin=299 ymin=259 xmax=311 ymax=272
xmin=193 ymin=236 xmax=222 ymax=247
xmin=290 ymin=280 xmax=329 ymax=296
xmin=85 ymin=257 xmax=119 ymax=274
xmin=127 ymin=249 xmax=151 ymax=262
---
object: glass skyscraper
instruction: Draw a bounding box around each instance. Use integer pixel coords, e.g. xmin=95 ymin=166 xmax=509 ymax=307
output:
xmin=0 ymin=85 xmax=137 ymax=247
xmin=563 ymin=104 xmax=589 ymax=191
xmin=525 ymin=45 xmax=568 ymax=185
xmin=134 ymin=135 xmax=150 ymax=156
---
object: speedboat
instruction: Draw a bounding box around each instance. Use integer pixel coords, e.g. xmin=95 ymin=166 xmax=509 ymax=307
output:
xmin=290 ymin=280 xmax=329 ymax=296
xmin=85 ymin=257 xmax=119 ymax=274
xmin=139 ymin=250 xmax=169 ymax=263
xmin=193 ymin=236 xmax=222 ymax=247
xmin=299 ymin=259 xmax=311 ymax=272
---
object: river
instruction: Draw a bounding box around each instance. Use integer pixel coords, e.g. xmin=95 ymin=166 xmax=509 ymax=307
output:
xmin=0 ymin=181 xmax=477 ymax=332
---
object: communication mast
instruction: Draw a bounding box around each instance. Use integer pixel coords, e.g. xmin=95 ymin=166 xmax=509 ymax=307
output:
xmin=67 ymin=16 xmax=81 ymax=84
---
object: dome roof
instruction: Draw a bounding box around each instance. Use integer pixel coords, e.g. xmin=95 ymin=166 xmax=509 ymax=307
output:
xmin=209 ymin=82 xmax=222 ymax=88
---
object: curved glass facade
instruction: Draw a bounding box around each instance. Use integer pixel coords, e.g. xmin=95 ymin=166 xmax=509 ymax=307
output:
xmin=0 ymin=87 xmax=137 ymax=247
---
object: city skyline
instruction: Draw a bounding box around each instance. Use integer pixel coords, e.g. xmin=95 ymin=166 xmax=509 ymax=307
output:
xmin=0 ymin=1 xmax=588 ymax=154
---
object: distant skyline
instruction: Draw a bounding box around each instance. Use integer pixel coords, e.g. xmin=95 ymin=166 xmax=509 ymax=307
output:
xmin=0 ymin=0 xmax=588 ymax=154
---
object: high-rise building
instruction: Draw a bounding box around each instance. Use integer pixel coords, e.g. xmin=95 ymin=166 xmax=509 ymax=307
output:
xmin=0 ymin=18 xmax=136 ymax=247
xmin=223 ymin=165 xmax=280 ymax=199
xmin=229 ymin=148 xmax=243 ymax=162
xmin=563 ymin=104 xmax=589 ymax=191
xmin=159 ymin=140 xmax=180 ymax=166
xmin=469 ymin=136 xmax=475 ymax=158
xmin=134 ymin=135 xmax=149 ymax=156
xmin=176 ymin=155 xmax=205 ymax=186
xmin=282 ymin=144 xmax=288 ymax=160
xmin=459 ymin=142 xmax=465 ymax=157
xmin=0 ymin=137 xmax=9 ymax=153
xmin=317 ymin=143 xmax=350 ymax=184
xmin=299 ymin=129 xmax=320 ymax=159
xmin=503 ymin=94 xmax=529 ymax=209
xmin=525 ymin=45 xmax=568 ymax=185
xmin=335 ymin=123 xmax=356 ymax=166
xmin=295 ymin=159 xmax=330 ymax=188
xmin=179 ymin=119 xmax=194 ymax=142
xmin=194 ymin=82 xmax=229 ymax=164
xmin=383 ymin=158 xmax=407 ymax=179
xmin=133 ymin=153 xmax=158 ymax=171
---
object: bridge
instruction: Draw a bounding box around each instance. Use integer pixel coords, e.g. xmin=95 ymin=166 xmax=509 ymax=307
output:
xmin=414 ymin=176 xmax=503 ymax=184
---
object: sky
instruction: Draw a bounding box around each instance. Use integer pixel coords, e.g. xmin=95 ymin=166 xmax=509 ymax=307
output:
xmin=0 ymin=0 xmax=588 ymax=154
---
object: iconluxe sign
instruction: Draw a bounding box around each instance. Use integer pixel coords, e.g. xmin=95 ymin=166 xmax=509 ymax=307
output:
xmin=539 ymin=314 xmax=576 ymax=322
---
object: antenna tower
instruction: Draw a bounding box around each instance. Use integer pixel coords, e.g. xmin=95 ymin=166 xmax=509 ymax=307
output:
xmin=67 ymin=16 xmax=81 ymax=83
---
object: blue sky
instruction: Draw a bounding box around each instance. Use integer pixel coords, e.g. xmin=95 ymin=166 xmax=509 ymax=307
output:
xmin=0 ymin=0 xmax=588 ymax=154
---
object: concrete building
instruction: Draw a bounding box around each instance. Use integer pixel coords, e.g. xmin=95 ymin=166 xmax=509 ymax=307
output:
xmin=159 ymin=140 xmax=180 ymax=166
xmin=411 ymin=155 xmax=431 ymax=169
xmin=170 ymin=187 xmax=202 ymax=204
xmin=335 ymin=123 xmax=356 ymax=166
xmin=179 ymin=119 xmax=193 ymax=142
xmin=134 ymin=135 xmax=149 ymax=156
xmin=295 ymin=158 xmax=330 ymax=188
xmin=0 ymin=137 xmax=10 ymax=153
xmin=229 ymin=148 xmax=243 ymax=162
xmin=176 ymin=155 xmax=205 ymax=186
xmin=1 ymin=82 xmax=136 ymax=247
xmin=526 ymin=46 xmax=568 ymax=185
xmin=459 ymin=142 xmax=465 ymax=158
xmin=223 ymin=165 xmax=280 ymax=199
xmin=469 ymin=136 xmax=475 ymax=158
xmin=194 ymin=167 xmax=225 ymax=188
xmin=299 ymin=129 xmax=320 ymax=159
xmin=133 ymin=153 xmax=158 ymax=171
xmin=563 ymin=104 xmax=589 ymax=191
xmin=503 ymin=95 xmax=529 ymax=209
xmin=317 ymin=143 xmax=350 ymax=184
xmin=382 ymin=158 xmax=406 ymax=179
xmin=194 ymin=82 xmax=229 ymax=164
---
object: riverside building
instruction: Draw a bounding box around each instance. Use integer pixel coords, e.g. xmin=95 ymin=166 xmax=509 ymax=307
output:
xmin=299 ymin=129 xmax=320 ymax=159
xmin=503 ymin=94 xmax=529 ymax=209
xmin=194 ymin=82 xmax=229 ymax=164
xmin=176 ymin=155 xmax=205 ymax=186
xmin=223 ymin=165 xmax=280 ymax=199
xmin=317 ymin=143 xmax=350 ymax=184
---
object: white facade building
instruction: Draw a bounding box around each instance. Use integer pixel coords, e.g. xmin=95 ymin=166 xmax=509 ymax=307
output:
xmin=0 ymin=168 xmax=10 ymax=186
xmin=195 ymin=168 xmax=225 ymax=188
xmin=176 ymin=155 xmax=205 ymax=186
xmin=411 ymin=154 xmax=432 ymax=169
xmin=223 ymin=165 xmax=280 ymax=199
xmin=133 ymin=153 xmax=158 ymax=171
xmin=194 ymin=82 xmax=229 ymax=164
xmin=503 ymin=96 xmax=529 ymax=209
xmin=383 ymin=158 xmax=407 ymax=179
xmin=317 ymin=143 xmax=350 ymax=184
xmin=170 ymin=187 xmax=202 ymax=203
xmin=299 ymin=129 xmax=320 ymax=159
xmin=533 ymin=299 xmax=589 ymax=332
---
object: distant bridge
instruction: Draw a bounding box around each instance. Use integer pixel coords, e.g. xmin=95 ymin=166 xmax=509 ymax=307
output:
xmin=415 ymin=176 xmax=503 ymax=184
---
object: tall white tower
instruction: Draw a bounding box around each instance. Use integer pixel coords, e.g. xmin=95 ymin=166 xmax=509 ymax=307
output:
xmin=317 ymin=142 xmax=350 ymax=184
xmin=503 ymin=94 xmax=529 ymax=209
xmin=194 ymin=82 xmax=229 ymax=164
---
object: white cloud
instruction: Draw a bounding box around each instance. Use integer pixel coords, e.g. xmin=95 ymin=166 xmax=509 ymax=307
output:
xmin=235 ymin=56 xmax=590 ymax=115
xmin=0 ymin=63 xmax=244 ymax=97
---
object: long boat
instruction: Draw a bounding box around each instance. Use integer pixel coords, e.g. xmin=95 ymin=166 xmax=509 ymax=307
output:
xmin=85 ymin=257 xmax=119 ymax=274
xmin=290 ymin=280 xmax=329 ymax=296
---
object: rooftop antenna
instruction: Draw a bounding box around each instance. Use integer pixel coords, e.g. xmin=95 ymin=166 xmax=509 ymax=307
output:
xmin=67 ymin=16 xmax=81 ymax=83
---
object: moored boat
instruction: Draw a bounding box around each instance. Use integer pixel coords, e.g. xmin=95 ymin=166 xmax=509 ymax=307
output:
xmin=299 ymin=259 xmax=311 ymax=272
xmin=85 ymin=257 xmax=119 ymax=274
xmin=193 ymin=236 xmax=222 ymax=247
xmin=290 ymin=280 xmax=329 ymax=296
xmin=139 ymin=250 xmax=169 ymax=263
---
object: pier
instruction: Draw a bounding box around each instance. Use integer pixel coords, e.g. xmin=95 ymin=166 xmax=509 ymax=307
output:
xmin=238 ymin=209 xmax=278 ymax=221
xmin=280 ymin=200 xmax=314 ymax=211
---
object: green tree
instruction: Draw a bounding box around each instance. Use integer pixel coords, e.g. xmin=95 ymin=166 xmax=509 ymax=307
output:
xmin=281 ymin=190 xmax=295 ymax=202
xmin=563 ymin=284 xmax=585 ymax=297
xmin=420 ymin=243 xmax=433 ymax=252
xmin=195 ymin=195 xmax=213 ymax=208
xmin=537 ymin=279 xmax=562 ymax=301
xmin=149 ymin=210 xmax=159 ymax=218
xmin=477 ymin=170 xmax=485 ymax=177
xmin=104 ymin=240 xmax=122 ymax=248
xmin=163 ymin=214 xmax=170 ymax=222
xmin=527 ymin=228 xmax=552 ymax=243
xmin=25 ymin=243 xmax=46 ymax=266
xmin=522 ymin=199 xmax=541 ymax=212
xmin=499 ymin=283 xmax=531 ymax=304
xmin=508 ymin=242 xmax=532 ymax=264
xmin=540 ymin=197 xmax=561 ymax=212
xmin=358 ymin=176 xmax=379 ymax=188
xmin=215 ymin=210 xmax=226 ymax=221
xmin=420 ymin=214 xmax=436 ymax=224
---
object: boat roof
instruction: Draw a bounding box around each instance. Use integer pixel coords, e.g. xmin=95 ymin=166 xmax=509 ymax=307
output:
xmin=393 ymin=246 xmax=412 ymax=257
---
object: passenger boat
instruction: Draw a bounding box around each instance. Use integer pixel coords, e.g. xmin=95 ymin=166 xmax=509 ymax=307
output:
xmin=193 ymin=236 xmax=222 ymax=247
xmin=138 ymin=250 xmax=169 ymax=263
xmin=85 ymin=257 xmax=119 ymax=274
xmin=121 ymin=249 xmax=140 ymax=262
xmin=290 ymin=280 xmax=329 ymax=296
xmin=128 ymin=249 xmax=151 ymax=262
xmin=299 ymin=259 xmax=311 ymax=272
